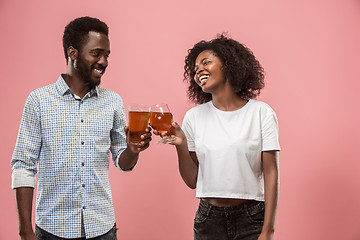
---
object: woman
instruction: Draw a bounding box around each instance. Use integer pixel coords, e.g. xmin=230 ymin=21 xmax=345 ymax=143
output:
xmin=163 ymin=35 xmax=280 ymax=240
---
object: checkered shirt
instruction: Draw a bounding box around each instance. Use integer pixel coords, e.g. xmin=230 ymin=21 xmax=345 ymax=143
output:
xmin=11 ymin=75 xmax=128 ymax=238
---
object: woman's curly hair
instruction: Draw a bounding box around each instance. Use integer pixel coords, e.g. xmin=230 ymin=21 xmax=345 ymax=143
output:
xmin=184 ymin=34 xmax=265 ymax=104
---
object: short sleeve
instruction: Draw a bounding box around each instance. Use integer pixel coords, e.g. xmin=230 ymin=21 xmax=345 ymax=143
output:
xmin=182 ymin=111 xmax=196 ymax=152
xmin=261 ymin=105 xmax=280 ymax=151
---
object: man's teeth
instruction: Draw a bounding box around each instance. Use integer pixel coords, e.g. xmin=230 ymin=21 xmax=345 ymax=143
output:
xmin=94 ymin=69 xmax=103 ymax=74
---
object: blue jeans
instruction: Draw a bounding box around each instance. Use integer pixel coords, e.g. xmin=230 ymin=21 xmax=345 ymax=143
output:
xmin=194 ymin=200 xmax=264 ymax=240
xmin=35 ymin=224 xmax=117 ymax=240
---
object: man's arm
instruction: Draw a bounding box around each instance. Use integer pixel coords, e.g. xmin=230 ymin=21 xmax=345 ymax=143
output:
xmin=15 ymin=187 xmax=38 ymax=240
xmin=11 ymin=93 xmax=41 ymax=240
xmin=118 ymin=127 xmax=152 ymax=170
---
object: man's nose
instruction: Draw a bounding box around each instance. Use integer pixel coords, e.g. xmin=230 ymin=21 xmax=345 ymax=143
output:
xmin=98 ymin=55 xmax=108 ymax=67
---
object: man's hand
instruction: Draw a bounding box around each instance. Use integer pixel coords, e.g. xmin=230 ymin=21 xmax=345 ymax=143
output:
xmin=119 ymin=126 xmax=152 ymax=170
xmin=20 ymin=232 xmax=38 ymax=240
xmin=125 ymin=126 xmax=152 ymax=153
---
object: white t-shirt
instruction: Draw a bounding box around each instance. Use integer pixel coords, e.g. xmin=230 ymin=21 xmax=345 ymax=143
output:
xmin=182 ymin=99 xmax=280 ymax=201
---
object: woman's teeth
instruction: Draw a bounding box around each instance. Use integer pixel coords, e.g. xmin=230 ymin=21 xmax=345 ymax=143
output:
xmin=199 ymin=75 xmax=209 ymax=85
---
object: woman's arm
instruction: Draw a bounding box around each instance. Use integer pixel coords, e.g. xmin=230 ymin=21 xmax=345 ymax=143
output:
xmin=259 ymin=150 xmax=279 ymax=240
xmin=176 ymin=145 xmax=198 ymax=189
xmin=162 ymin=122 xmax=199 ymax=189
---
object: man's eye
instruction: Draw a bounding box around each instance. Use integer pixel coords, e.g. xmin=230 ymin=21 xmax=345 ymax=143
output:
xmin=92 ymin=52 xmax=100 ymax=57
xmin=203 ymin=61 xmax=210 ymax=66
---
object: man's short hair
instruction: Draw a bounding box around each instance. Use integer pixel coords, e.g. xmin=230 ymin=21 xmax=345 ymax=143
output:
xmin=63 ymin=16 xmax=109 ymax=62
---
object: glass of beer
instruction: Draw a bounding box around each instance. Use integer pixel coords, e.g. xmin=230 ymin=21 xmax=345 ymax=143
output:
xmin=150 ymin=103 xmax=175 ymax=143
xmin=127 ymin=104 xmax=150 ymax=145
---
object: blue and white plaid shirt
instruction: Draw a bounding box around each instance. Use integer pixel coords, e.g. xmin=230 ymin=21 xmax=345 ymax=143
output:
xmin=11 ymin=74 xmax=129 ymax=238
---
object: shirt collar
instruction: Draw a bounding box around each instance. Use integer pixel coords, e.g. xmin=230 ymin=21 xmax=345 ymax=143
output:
xmin=56 ymin=74 xmax=99 ymax=98
xmin=90 ymin=86 xmax=99 ymax=98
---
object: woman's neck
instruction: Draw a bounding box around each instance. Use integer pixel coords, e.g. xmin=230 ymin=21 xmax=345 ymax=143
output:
xmin=211 ymin=85 xmax=248 ymax=111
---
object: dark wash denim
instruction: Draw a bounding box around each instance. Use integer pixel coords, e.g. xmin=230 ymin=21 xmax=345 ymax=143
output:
xmin=35 ymin=224 xmax=117 ymax=240
xmin=194 ymin=200 xmax=264 ymax=240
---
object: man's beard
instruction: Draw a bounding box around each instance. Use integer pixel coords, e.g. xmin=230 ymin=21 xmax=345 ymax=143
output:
xmin=75 ymin=56 xmax=101 ymax=89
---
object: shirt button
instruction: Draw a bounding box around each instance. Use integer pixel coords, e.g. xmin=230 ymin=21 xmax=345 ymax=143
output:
xmin=83 ymin=206 xmax=86 ymax=209
xmin=82 ymin=162 xmax=85 ymax=166
xmin=81 ymin=141 xmax=84 ymax=145
xmin=81 ymin=119 xmax=84 ymax=123
xmin=82 ymin=184 xmax=85 ymax=188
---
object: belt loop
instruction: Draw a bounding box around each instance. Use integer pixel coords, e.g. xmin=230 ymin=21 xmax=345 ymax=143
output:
xmin=244 ymin=202 xmax=249 ymax=215
xmin=200 ymin=199 xmax=212 ymax=217
xmin=206 ymin=201 xmax=212 ymax=217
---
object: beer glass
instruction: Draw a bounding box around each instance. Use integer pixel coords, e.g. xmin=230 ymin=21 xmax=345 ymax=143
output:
xmin=150 ymin=103 xmax=175 ymax=143
xmin=127 ymin=104 xmax=150 ymax=145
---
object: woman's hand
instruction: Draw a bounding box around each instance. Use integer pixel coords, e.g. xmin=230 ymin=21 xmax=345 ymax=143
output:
xmin=257 ymin=231 xmax=274 ymax=240
xmin=154 ymin=122 xmax=186 ymax=146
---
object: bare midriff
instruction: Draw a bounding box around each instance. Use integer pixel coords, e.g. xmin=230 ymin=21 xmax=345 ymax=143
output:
xmin=201 ymin=198 xmax=254 ymax=207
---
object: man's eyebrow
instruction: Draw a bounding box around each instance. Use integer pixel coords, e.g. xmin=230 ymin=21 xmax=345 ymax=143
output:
xmin=92 ymin=48 xmax=111 ymax=54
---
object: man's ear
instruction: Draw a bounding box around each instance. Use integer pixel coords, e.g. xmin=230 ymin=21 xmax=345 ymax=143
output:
xmin=67 ymin=46 xmax=78 ymax=61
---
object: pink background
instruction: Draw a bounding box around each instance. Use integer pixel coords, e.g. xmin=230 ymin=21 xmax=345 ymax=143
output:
xmin=1 ymin=0 xmax=360 ymax=239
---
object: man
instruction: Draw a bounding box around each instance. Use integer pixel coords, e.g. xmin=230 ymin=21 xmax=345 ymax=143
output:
xmin=11 ymin=16 xmax=152 ymax=240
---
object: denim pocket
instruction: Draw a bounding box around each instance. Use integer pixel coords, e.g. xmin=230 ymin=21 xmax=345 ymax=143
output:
xmin=246 ymin=202 xmax=265 ymax=223
xmin=194 ymin=207 xmax=209 ymax=224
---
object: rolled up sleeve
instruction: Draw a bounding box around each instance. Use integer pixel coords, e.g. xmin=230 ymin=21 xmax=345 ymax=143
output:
xmin=11 ymin=92 xmax=40 ymax=188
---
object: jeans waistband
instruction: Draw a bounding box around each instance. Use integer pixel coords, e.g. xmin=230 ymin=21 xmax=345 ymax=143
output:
xmin=199 ymin=199 xmax=264 ymax=217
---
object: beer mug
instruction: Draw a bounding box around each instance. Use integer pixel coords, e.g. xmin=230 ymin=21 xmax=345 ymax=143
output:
xmin=127 ymin=104 xmax=150 ymax=145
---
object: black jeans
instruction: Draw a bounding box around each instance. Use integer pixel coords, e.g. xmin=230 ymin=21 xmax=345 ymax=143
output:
xmin=194 ymin=200 xmax=264 ymax=240
xmin=35 ymin=224 xmax=117 ymax=240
